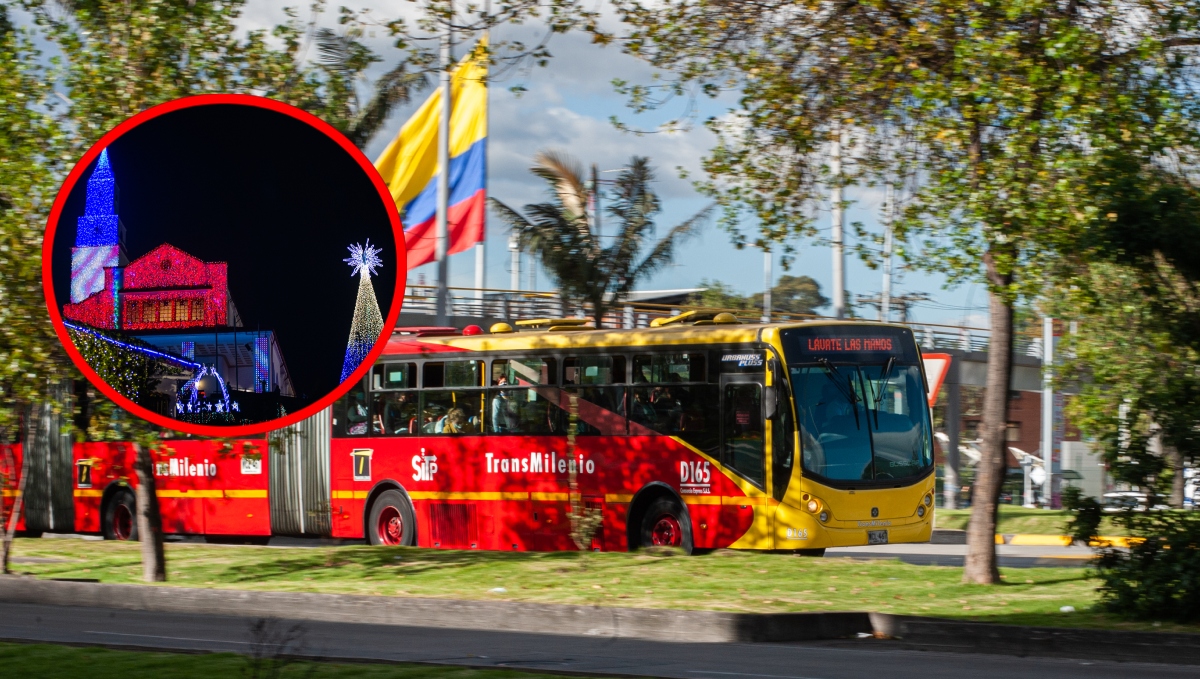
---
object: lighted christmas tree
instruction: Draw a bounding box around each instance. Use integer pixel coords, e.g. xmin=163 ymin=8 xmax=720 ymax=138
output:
xmin=340 ymin=240 xmax=385 ymax=382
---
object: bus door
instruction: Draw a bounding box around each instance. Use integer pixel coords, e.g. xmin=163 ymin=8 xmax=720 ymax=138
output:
xmin=718 ymin=357 xmax=767 ymax=490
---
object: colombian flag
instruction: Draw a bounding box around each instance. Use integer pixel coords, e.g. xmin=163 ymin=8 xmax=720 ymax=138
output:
xmin=375 ymin=40 xmax=487 ymax=271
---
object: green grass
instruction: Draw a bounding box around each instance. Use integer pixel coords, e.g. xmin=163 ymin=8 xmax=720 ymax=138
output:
xmin=934 ymin=505 xmax=1129 ymax=536
xmin=0 ymin=642 xmax=581 ymax=679
xmin=11 ymin=537 xmax=1195 ymax=633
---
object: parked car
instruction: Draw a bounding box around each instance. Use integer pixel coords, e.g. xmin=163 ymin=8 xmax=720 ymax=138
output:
xmin=1102 ymin=491 xmax=1170 ymax=512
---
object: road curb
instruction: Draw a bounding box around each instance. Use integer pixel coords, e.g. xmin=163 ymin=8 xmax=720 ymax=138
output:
xmin=3 ymin=577 xmax=1198 ymax=664
xmin=0 ymin=576 xmax=869 ymax=643
xmin=870 ymin=613 xmax=1200 ymax=665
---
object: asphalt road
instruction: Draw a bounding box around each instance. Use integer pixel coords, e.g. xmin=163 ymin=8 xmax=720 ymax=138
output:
xmin=825 ymin=543 xmax=1095 ymax=568
xmin=0 ymin=602 xmax=1191 ymax=679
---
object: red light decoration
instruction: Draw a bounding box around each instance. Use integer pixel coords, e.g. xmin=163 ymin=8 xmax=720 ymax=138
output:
xmin=64 ymin=243 xmax=230 ymax=331
xmin=462 ymin=325 xmax=483 ymax=336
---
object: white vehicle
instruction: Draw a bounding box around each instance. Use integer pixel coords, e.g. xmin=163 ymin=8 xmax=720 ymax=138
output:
xmin=1102 ymin=491 xmax=1170 ymax=512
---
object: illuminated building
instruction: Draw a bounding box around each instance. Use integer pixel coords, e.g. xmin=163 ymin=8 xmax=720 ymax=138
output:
xmin=61 ymin=148 xmax=295 ymax=420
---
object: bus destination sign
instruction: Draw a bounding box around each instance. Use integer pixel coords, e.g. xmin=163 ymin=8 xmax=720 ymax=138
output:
xmin=806 ymin=337 xmax=895 ymax=352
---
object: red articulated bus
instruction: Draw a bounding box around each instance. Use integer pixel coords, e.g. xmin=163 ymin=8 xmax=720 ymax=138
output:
xmin=9 ymin=317 xmax=941 ymax=553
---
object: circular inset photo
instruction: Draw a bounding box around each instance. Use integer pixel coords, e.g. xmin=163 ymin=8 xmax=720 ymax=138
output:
xmin=44 ymin=95 xmax=403 ymax=435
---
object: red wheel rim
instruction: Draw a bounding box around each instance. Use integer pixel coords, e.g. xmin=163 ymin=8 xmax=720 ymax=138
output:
xmin=113 ymin=504 xmax=133 ymax=541
xmin=377 ymin=506 xmax=404 ymax=545
xmin=650 ymin=514 xmax=681 ymax=547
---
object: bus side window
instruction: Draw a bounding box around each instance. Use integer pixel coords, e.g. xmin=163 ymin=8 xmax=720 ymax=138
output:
xmin=334 ymin=379 xmax=370 ymax=437
xmin=771 ymin=383 xmax=795 ymax=500
xmin=372 ymin=391 xmax=420 ymax=436
xmin=488 ymin=357 xmax=558 ymax=435
xmin=563 ymin=355 xmax=628 ymax=436
xmin=422 ymin=360 xmax=485 ymax=435
xmin=724 ymin=383 xmax=765 ymax=487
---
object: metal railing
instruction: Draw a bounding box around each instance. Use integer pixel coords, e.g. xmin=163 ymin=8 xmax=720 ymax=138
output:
xmin=398 ymin=285 xmax=1044 ymax=358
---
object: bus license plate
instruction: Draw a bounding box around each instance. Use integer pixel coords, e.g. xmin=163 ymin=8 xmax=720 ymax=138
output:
xmin=867 ymin=530 xmax=889 ymax=545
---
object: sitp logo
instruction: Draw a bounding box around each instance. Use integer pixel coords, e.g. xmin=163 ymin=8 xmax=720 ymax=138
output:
xmin=412 ymin=449 xmax=438 ymax=481
xmin=351 ymin=449 xmax=372 ymax=481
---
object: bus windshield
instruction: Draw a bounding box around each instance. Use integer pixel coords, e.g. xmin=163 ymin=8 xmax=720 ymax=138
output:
xmin=779 ymin=327 xmax=933 ymax=484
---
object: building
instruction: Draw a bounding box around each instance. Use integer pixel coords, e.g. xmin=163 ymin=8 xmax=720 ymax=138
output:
xmin=62 ymin=149 xmax=294 ymax=419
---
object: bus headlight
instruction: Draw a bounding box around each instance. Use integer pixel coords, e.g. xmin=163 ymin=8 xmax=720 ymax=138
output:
xmin=917 ymin=504 xmax=926 ymax=518
xmin=818 ymin=511 xmax=829 ymax=523
xmin=806 ymin=499 xmax=820 ymax=513
xmin=924 ymin=494 xmax=933 ymax=507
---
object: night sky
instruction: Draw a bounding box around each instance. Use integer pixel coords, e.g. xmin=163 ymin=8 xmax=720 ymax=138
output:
xmin=51 ymin=104 xmax=399 ymax=404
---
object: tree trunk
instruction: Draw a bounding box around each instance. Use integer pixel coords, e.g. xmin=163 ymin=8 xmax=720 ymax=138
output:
xmin=1 ymin=442 xmax=27 ymax=575
xmin=963 ymin=254 xmax=1015 ymax=585
xmin=1166 ymin=444 xmax=1185 ymax=509
xmin=131 ymin=443 xmax=166 ymax=582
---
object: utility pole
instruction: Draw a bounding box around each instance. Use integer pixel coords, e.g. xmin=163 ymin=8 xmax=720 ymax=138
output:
xmin=435 ymin=24 xmax=453 ymax=326
xmin=591 ymin=163 xmax=601 ymax=238
xmin=881 ymin=182 xmax=894 ymax=322
xmin=857 ymin=292 xmax=928 ymax=323
xmin=509 ymin=232 xmax=520 ymax=290
xmin=1042 ymin=315 xmax=1055 ymax=508
xmin=831 ymin=122 xmax=845 ymax=319
xmin=762 ymin=248 xmax=772 ymax=323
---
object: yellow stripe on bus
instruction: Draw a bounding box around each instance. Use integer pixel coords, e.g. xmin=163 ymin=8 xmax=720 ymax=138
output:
xmin=604 ymin=494 xmax=633 ymax=504
xmin=157 ymin=490 xmax=225 ymax=498
xmin=529 ymin=492 xmax=568 ymax=502
xmin=410 ymin=491 xmax=531 ymax=501
xmin=1 ymin=489 xmax=21 ymax=498
xmin=72 ymin=489 xmax=103 ymax=498
xmin=683 ymin=496 xmax=722 ymax=505
xmin=332 ymin=490 xmax=370 ymax=500
xmin=222 ymin=490 xmax=268 ymax=499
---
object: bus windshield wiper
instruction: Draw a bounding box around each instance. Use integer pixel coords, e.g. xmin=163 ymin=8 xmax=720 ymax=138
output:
xmin=817 ymin=358 xmax=861 ymax=429
xmin=870 ymin=356 xmax=895 ymax=428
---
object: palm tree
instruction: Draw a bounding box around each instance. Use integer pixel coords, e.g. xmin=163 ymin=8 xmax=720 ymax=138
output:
xmin=313 ymin=28 xmax=429 ymax=149
xmin=490 ymin=152 xmax=711 ymax=328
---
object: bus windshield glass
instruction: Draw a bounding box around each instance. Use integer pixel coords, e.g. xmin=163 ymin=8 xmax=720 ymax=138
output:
xmin=779 ymin=326 xmax=934 ymax=483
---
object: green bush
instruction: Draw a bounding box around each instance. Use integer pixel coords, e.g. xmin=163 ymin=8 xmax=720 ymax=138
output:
xmin=1067 ymin=489 xmax=1200 ymax=622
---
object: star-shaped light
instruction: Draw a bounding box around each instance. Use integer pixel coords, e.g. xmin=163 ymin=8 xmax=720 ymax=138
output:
xmin=344 ymin=240 xmax=384 ymax=277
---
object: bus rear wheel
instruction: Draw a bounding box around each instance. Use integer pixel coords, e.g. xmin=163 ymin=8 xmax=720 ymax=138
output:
xmin=368 ymin=490 xmax=415 ymax=546
xmin=104 ymin=490 xmax=138 ymax=541
xmin=638 ymin=497 xmax=693 ymax=554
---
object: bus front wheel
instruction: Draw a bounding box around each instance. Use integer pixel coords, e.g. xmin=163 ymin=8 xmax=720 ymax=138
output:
xmin=368 ymin=490 xmax=415 ymax=546
xmin=638 ymin=497 xmax=693 ymax=555
xmin=104 ymin=490 xmax=138 ymax=541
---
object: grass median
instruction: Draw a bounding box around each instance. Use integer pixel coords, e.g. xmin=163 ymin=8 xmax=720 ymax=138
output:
xmin=12 ymin=536 xmax=1195 ymax=634
xmin=0 ymin=641 xmax=579 ymax=679
xmin=934 ymin=505 xmax=1130 ymax=536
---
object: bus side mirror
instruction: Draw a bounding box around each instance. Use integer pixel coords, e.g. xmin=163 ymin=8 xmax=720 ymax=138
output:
xmin=764 ymin=386 xmax=778 ymax=419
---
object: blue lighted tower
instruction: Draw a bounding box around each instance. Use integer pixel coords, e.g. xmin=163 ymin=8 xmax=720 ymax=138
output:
xmin=70 ymin=149 xmax=128 ymax=304
xmin=339 ymin=241 xmax=385 ymax=382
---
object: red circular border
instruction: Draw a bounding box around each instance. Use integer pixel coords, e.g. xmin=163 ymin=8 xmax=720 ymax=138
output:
xmin=42 ymin=94 xmax=406 ymax=437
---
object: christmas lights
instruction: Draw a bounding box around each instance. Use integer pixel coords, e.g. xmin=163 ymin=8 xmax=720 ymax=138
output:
xmin=181 ymin=341 xmax=195 ymax=360
xmin=70 ymin=149 xmax=125 ymax=304
xmin=75 ymin=149 xmax=123 ymax=247
xmin=339 ymin=241 xmax=385 ymax=382
xmin=254 ymin=337 xmax=269 ymax=393
xmin=177 ymin=364 xmax=235 ymax=418
xmin=65 ymin=321 xmax=200 ymax=369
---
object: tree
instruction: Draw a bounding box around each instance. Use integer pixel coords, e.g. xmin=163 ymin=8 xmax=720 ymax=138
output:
xmin=491 ymin=152 xmax=711 ymax=327
xmin=748 ymin=275 xmax=828 ymax=316
xmin=611 ymin=0 xmax=1200 ymax=584
xmin=5 ymin=0 xmax=378 ymax=581
xmin=687 ymin=280 xmax=751 ymax=311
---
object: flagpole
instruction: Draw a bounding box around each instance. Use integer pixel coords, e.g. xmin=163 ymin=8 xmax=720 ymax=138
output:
xmin=435 ymin=21 xmax=453 ymax=325
xmin=474 ymin=22 xmax=488 ymax=305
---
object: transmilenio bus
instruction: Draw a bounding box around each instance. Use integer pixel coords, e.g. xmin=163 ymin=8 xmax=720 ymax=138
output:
xmin=5 ymin=316 xmax=938 ymax=553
